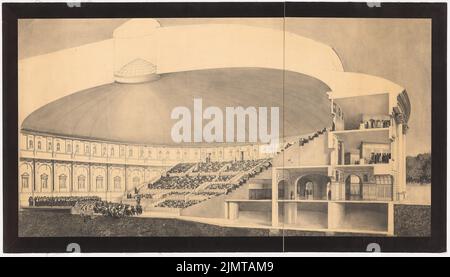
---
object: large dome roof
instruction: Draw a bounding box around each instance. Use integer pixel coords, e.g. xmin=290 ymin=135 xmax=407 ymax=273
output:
xmin=22 ymin=67 xmax=332 ymax=146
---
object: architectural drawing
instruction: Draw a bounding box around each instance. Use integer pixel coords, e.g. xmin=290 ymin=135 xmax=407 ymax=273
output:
xmin=18 ymin=18 xmax=430 ymax=237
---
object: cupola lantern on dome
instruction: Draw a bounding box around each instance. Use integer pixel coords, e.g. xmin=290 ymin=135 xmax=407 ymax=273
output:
xmin=114 ymin=58 xmax=160 ymax=83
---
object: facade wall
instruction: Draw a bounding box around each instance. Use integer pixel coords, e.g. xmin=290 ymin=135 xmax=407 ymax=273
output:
xmin=18 ymin=131 xmax=275 ymax=206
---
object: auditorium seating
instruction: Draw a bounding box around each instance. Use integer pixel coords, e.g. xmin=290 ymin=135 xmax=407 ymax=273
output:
xmin=192 ymin=161 xmax=228 ymax=173
xmin=156 ymin=199 xmax=201 ymax=209
xmin=138 ymin=158 xmax=273 ymax=209
xmin=167 ymin=162 xmax=195 ymax=173
xmin=216 ymin=175 xmax=234 ymax=182
xmin=150 ymin=175 xmax=216 ymax=190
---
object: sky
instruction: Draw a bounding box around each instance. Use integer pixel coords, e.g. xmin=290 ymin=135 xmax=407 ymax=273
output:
xmin=18 ymin=18 xmax=431 ymax=156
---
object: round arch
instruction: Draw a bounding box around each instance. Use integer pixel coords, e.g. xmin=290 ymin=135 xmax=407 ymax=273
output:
xmin=345 ymin=174 xmax=363 ymax=200
xmin=295 ymin=174 xmax=331 ymax=200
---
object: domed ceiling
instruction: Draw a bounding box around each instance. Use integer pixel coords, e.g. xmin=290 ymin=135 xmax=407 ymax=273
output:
xmin=22 ymin=67 xmax=332 ymax=146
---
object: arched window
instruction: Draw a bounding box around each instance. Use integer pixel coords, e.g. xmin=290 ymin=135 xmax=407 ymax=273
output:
xmin=56 ymin=143 xmax=60 ymax=152
xmin=28 ymin=139 xmax=33 ymax=149
xmin=345 ymin=174 xmax=363 ymax=200
xmin=21 ymin=173 xmax=29 ymax=189
xmin=59 ymin=174 xmax=67 ymax=189
xmin=48 ymin=141 xmax=52 ymax=151
xmin=114 ymin=176 xmax=121 ymax=189
xmin=37 ymin=141 xmax=41 ymax=150
xmin=96 ymin=176 xmax=103 ymax=189
xmin=133 ymin=177 xmax=140 ymax=188
xmin=41 ymin=174 xmax=48 ymax=189
xmin=78 ymin=175 xmax=85 ymax=190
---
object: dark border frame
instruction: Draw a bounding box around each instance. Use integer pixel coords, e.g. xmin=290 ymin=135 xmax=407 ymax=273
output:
xmin=2 ymin=2 xmax=446 ymax=253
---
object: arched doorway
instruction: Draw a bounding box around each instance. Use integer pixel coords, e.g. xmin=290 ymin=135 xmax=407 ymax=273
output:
xmin=277 ymin=180 xmax=289 ymax=200
xmin=296 ymin=174 xmax=330 ymax=200
xmin=345 ymin=174 xmax=363 ymax=200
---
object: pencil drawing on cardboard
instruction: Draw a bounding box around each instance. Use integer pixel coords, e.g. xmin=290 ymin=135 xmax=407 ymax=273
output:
xmin=18 ymin=18 xmax=431 ymax=237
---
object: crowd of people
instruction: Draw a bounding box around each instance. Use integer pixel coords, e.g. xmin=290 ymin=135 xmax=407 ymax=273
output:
xmin=167 ymin=162 xmax=195 ymax=174
xmin=298 ymin=128 xmax=327 ymax=147
xmin=216 ymin=175 xmax=234 ymax=182
xmin=192 ymin=161 xmax=228 ymax=173
xmin=29 ymin=196 xmax=101 ymax=207
xmin=156 ymin=199 xmax=201 ymax=209
xmin=369 ymin=152 xmax=391 ymax=164
xmin=150 ymin=175 xmax=216 ymax=190
xmin=361 ymin=119 xmax=391 ymax=129
xmin=205 ymin=183 xmax=239 ymax=192
xmin=92 ymin=201 xmax=142 ymax=218
xmin=225 ymin=159 xmax=265 ymax=172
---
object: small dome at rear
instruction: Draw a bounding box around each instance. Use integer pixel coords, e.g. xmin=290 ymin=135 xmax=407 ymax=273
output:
xmin=114 ymin=58 xmax=160 ymax=83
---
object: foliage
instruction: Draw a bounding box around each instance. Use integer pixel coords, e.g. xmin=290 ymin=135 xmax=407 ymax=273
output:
xmin=406 ymin=153 xmax=431 ymax=184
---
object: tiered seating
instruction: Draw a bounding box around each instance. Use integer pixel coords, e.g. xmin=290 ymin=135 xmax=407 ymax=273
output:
xmin=192 ymin=161 xmax=228 ymax=173
xmin=216 ymin=175 xmax=234 ymax=182
xmin=156 ymin=199 xmax=201 ymax=209
xmin=150 ymin=175 xmax=216 ymax=190
xmin=139 ymin=158 xmax=273 ymax=210
xmin=204 ymin=183 xmax=239 ymax=191
xmin=225 ymin=159 xmax=265 ymax=172
xmin=167 ymin=163 xmax=195 ymax=174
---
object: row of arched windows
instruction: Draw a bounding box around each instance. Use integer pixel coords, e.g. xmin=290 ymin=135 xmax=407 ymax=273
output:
xmin=27 ymin=137 xmax=259 ymax=160
xmin=21 ymin=173 xmax=138 ymax=191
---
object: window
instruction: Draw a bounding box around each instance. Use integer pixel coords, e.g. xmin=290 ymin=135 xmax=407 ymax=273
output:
xmin=363 ymin=174 xmax=369 ymax=182
xmin=28 ymin=139 xmax=33 ymax=149
xmin=129 ymin=149 xmax=133 ymax=157
xmin=133 ymin=177 xmax=140 ymax=188
xmin=93 ymin=146 xmax=96 ymax=155
xmin=48 ymin=141 xmax=52 ymax=151
xmin=140 ymin=149 xmax=144 ymax=158
xmin=59 ymin=174 xmax=67 ymax=189
xmin=78 ymin=175 xmax=85 ymax=190
xmin=102 ymin=147 xmax=106 ymax=156
xmin=148 ymin=150 xmax=152 ymax=158
xmin=56 ymin=143 xmax=60 ymax=152
xmin=37 ymin=141 xmax=41 ymax=150
xmin=41 ymin=174 xmax=48 ymax=189
xmin=120 ymin=147 xmax=125 ymax=157
xmin=85 ymin=145 xmax=89 ymax=154
xmin=21 ymin=173 xmax=29 ymax=189
xmin=96 ymin=176 xmax=103 ymax=189
xmin=67 ymin=144 xmax=72 ymax=153
xmin=110 ymin=148 xmax=114 ymax=157
xmin=75 ymin=145 xmax=79 ymax=153
xmin=114 ymin=176 xmax=121 ymax=189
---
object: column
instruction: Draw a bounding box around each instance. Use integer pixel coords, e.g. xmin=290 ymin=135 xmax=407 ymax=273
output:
xmin=228 ymin=202 xmax=239 ymax=220
xmin=328 ymin=202 xmax=345 ymax=230
xmin=271 ymin=169 xmax=278 ymax=227
xmin=387 ymin=202 xmax=395 ymax=235
xmin=88 ymin=163 xmax=91 ymax=195
xmin=51 ymin=160 xmax=55 ymax=196
xmin=224 ymin=202 xmax=229 ymax=219
xmin=70 ymin=162 xmax=74 ymax=196
xmin=284 ymin=202 xmax=297 ymax=225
